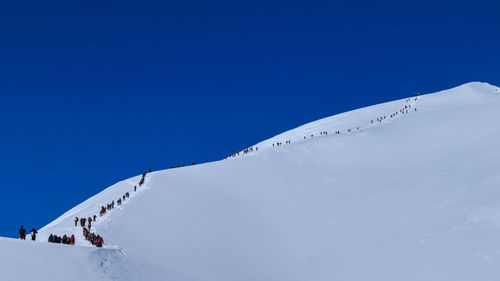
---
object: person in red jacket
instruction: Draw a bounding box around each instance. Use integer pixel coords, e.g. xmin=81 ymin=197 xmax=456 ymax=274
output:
xmin=96 ymin=236 xmax=103 ymax=247
xmin=70 ymin=234 xmax=75 ymax=245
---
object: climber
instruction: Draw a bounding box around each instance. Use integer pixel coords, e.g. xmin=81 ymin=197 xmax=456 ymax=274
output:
xmin=74 ymin=217 xmax=78 ymax=227
xmin=30 ymin=228 xmax=37 ymax=241
xmin=96 ymin=236 xmax=103 ymax=248
xmin=19 ymin=225 xmax=26 ymax=240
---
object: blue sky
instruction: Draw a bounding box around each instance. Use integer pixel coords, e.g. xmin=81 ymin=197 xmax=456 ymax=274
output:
xmin=0 ymin=0 xmax=499 ymax=237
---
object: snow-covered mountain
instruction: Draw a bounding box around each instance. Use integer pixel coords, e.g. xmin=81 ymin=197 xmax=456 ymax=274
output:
xmin=2 ymin=82 xmax=500 ymax=281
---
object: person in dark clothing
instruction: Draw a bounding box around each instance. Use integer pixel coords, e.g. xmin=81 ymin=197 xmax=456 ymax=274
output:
xmin=19 ymin=225 xmax=26 ymax=240
xmin=74 ymin=217 xmax=78 ymax=227
xmin=30 ymin=228 xmax=37 ymax=241
xmin=62 ymin=234 xmax=68 ymax=244
xmin=134 ymin=185 xmax=137 ymax=192
xmin=93 ymin=215 xmax=96 ymax=221
xmin=48 ymin=234 xmax=53 ymax=243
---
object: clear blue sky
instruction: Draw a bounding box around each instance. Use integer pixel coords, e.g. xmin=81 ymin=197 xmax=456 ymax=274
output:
xmin=0 ymin=0 xmax=499 ymax=237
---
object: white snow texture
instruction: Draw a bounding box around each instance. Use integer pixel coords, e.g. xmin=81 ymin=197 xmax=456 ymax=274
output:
xmin=1 ymin=82 xmax=500 ymax=281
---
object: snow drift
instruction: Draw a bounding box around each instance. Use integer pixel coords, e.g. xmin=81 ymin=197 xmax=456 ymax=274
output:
xmin=2 ymin=82 xmax=500 ymax=281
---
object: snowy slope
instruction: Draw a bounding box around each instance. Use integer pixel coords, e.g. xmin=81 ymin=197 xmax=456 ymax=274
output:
xmin=0 ymin=237 xmax=147 ymax=281
xmin=2 ymin=82 xmax=500 ymax=281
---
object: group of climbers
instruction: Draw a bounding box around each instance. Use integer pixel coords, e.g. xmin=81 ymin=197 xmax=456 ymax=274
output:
xmin=76 ymin=216 xmax=95 ymax=228
xmin=82 ymin=228 xmax=103 ymax=247
xmin=256 ymin=94 xmax=423 ymax=151
xmin=171 ymin=159 xmax=208 ymax=167
xmin=19 ymin=226 xmax=38 ymax=241
xmin=77 ymin=169 xmax=150 ymax=247
xmin=19 ymin=225 xmax=73 ymax=244
xmin=74 ymin=217 xmax=104 ymax=248
xmin=115 ymin=170 xmax=150 ymax=211
xmin=273 ymin=141 xmax=290 ymax=147
xmin=228 ymin=147 xmax=261 ymax=158
xmin=18 ymin=169 xmax=152 ymax=247
xmin=48 ymin=233 xmax=75 ymax=245
xmin=106 ymin=201 xmax=115 ymax=211
xmin=243 ymin=146 xmax=258 ymax=154
xmin=117 ymin=193 xmax=126 ymax=206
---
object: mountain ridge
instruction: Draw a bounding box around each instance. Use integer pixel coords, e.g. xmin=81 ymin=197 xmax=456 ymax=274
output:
xmin=2 ymin=82 xmax=500 ymax=281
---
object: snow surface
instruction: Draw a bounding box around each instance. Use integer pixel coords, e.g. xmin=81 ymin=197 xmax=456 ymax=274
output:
xmin=1 ymin=82 xmax=500 ymax=281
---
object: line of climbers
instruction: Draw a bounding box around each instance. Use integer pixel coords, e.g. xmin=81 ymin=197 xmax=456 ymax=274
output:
xmin=83 ymin=227 xmax=103 ymax=247
xmin=242 ymin=146 xmax=258 ymax=155
xmin=230 ymin=94 xmax=423 ymax=155
xmin=117 ymin=192 xmax=129 ymax=206
xmin=17 ymin=168 xmax=153 ymax=247
xmin=76 ymin=215 xmax=96 ymax=230
xmin=228 ymin=147 xmax=259 ymax=159
xmin=371 ymin=102 xmax=417 ymax=124
xmin=74 ymin=215 xmax=102 ymax=248
xmin=170 ymin=160 xmax=208 ymax=169
xmin=48 ymin=234 xmax=75 ymax=245
xmin=139 ymin=169 xmax=151 ymax=186
xmin=74 ymin=168 xmax=152 ymax=248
